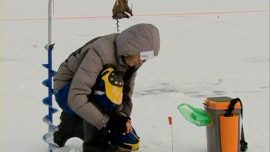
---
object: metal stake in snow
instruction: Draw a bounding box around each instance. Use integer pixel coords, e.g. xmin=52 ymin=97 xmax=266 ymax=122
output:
xmin=168 ymin=116 xmax=174 ymax=152
xmin=42 ymin=0 xmax=59 ymax=151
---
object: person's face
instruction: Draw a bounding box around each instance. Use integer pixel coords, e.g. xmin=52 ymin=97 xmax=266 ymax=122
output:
xmin=125 ymin=55 xmax=145 ymax=66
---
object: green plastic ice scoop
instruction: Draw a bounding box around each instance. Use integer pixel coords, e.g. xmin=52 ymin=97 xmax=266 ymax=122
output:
xmin=177 ymin=103 xmax=211 ymax=126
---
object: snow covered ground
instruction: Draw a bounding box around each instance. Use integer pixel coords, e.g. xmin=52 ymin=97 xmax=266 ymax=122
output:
xmin=1 ymin=0 xmax=269 ymax=152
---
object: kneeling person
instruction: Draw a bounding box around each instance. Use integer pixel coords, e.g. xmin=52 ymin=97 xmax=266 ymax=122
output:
xmin=54 ymin=67 xmax=139 ymax=152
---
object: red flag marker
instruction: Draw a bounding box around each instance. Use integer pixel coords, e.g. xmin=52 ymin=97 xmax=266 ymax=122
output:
xmin=168 ymin=116 xmax=174 ymax=152
xmin=168 ymin=116 xmax=173 ymax=125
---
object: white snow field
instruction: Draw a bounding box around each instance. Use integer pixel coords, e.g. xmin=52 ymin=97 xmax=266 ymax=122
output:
xmin=1 ymin=0 xmax=269 ymax=152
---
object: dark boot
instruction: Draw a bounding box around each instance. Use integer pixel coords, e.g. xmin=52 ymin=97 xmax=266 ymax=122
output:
xmin=107 ymin=145 xmax=122 ymax=152
xmin=83 ymin=121 xmax=121 ymax=152
xmin=53 ymin=111 xmax=84 ymax=147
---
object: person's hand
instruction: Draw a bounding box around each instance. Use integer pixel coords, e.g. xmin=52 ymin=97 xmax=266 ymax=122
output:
xmin=124 ymin=119 xmax=132 ymax=135
xmin=106 ymin=115 xmax=129 ymax=134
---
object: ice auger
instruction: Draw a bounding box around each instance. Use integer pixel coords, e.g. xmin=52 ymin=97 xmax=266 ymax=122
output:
xmin=42 ymin=0 xmax=59 ymax=151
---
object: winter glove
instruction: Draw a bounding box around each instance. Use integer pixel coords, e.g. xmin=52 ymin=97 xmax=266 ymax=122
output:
xmin=106 ymin=115 xmax=129 ymax=134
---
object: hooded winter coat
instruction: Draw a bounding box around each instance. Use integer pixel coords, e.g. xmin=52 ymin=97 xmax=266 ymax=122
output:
xmin=54 ymin=23 xmax=160 ymax=130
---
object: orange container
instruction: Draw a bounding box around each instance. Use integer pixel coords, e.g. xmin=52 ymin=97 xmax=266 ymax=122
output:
xmin=219 ymin=114 xmax=239 ymax=152
xmin=204 ymin=97 xmax=241 ymax=152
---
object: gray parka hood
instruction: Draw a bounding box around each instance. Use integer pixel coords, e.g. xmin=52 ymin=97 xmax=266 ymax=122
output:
xmin=115 ymin=23 xmax=160 ymax=58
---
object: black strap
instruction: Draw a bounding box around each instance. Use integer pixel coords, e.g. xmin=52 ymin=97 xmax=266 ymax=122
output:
xmin=225 ymin=98 xmax=248 ymax=151
xmin=237 ymin=98 xmax=248 ymax=151
xmin=224 ymin=98 xmax=238 ymax=117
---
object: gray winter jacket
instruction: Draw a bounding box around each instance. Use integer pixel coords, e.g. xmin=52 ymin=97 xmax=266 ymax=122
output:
xmin=54 ymin=23 xmax=160 ymax=130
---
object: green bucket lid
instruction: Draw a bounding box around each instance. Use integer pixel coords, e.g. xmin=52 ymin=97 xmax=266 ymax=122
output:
xmin=177 ymin=103 xmax=211 ymax=126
